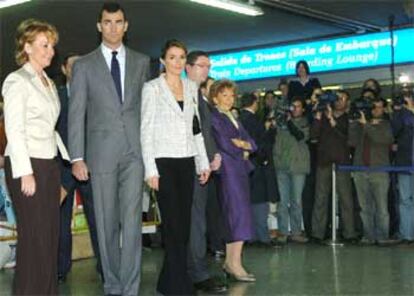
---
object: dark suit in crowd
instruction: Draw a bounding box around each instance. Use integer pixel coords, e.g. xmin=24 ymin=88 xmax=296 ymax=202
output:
xmin=188 ymin=90 xmax=226 ymax=283
xmin=239 ymin=109 xmax=278 ymax=243
xmin=56 ymin=84 xmax=101 ymax=279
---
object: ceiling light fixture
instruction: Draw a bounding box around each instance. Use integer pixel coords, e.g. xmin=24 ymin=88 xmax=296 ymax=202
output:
xmin=0 ymin=0 xmax=31 ymax=9
xmin=190 ymin=0 xmax=264 ymax=16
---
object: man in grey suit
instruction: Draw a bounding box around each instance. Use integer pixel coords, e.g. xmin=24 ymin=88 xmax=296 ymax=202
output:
xmin=68 ymin=3 xmax=150 ymax=296
xmin=186 ymin=51 xmax=227 ymax=293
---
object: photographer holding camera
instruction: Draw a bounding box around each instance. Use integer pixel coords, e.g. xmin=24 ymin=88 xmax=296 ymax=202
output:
xmin=273 ymin=97 xmax=310 ymax=244
xmin=349 ymin=98 xmax=395 ymax=245
xmin=391 ymin=87 xmax=414 ymax=243
xmin=310 ymin=90 xmax=357 ymax=243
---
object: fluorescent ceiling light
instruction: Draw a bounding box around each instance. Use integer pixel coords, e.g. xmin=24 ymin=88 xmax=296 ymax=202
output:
xmin=399 ymin=73 xmax=410 ymax=84
xmin=0 ymin=0 xmax=31 ymax=9
xmin=190 ymin=0 xmax=264 ymax=16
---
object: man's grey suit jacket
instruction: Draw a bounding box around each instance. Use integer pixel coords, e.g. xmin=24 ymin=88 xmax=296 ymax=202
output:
xmin=68 ymin=47 xmax=150 ymax=173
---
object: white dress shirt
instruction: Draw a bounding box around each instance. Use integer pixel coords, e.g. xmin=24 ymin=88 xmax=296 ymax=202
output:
xmin=101 ymin=43 xmax=126 ymax=101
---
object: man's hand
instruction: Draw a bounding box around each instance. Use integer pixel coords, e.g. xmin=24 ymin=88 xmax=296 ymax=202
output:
xmin=21 ymin=174 xmax=36 ymax=197
xmin=326 ymin=105 xmax=333 ymax=120
xmin=358 ymin=111 xmax=367 ymax=125
xmin=264 ymin=120 xmax=272 ymax=130
xmin=371 ymin=118 xmax=381 ymax=125
xmin=199 ymin=170 xmax=211 ymax=185
xmin=72 ymin=160 xmax=89 ymax=181
xmin=314 ymin=109 xmax=322 ymax=120
xmin=146 ymin=176 xmax=159 ymax=191
xmin=210 ymin=154 xmax=222 ymax=171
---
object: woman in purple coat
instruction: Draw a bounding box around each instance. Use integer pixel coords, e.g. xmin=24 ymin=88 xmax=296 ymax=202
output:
xmin=209 ymin=79 xmax=257 ymax=282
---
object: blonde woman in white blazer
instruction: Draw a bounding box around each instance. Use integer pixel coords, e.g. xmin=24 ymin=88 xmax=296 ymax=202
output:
xmin=1 ymin=19 xmax=68 ymax=295
xmin=141 ymin=40 xmax=210 ymax=295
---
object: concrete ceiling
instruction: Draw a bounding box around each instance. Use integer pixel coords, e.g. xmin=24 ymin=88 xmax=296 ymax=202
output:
xmin=0 ymin=0 xmax=412 ymax=80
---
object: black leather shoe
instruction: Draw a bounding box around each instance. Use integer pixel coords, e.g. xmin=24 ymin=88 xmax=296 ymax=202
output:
xmin=194 ymin=278 xmax=227 ymax=293
xmin=310 ymin=237 xmax=327 ymax=245
xmin=57 ymin=274 xmax=66 ymax=284
xmin=377 ymin=239 xmax=399 ymax=246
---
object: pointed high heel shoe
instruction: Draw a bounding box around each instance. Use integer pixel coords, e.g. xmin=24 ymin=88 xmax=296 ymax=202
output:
xmin=222 ymin=266 xmax=256 ymax=282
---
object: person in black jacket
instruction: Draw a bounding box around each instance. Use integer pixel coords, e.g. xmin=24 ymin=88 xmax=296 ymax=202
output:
xmin=310 ymin=90 xmax=357 ymax=243
xmin=56 ymin=53 xmax=102 ymax=282
xmin=239 ymin=93 xmax=278 ymax=247
xmin=391 ymin=89 xmax=414 ymax=243
xmin=287 ymin=60 xmax=321 ymax=103
xmin=185 ymin=51 xmax=227 ymax=293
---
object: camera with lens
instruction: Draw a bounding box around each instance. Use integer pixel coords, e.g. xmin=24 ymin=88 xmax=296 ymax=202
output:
xmin=349 ymin=97 xmax=373 ymax=120
xmin=393 ymin=87 xmax=413 ymax=107
xmin=393 ymin=95 xmax=406 ymax=107
xmin=273 ymin=105 xmax=293 ymax=127
xmin=314 ymin=90 xmax=338 ymax=112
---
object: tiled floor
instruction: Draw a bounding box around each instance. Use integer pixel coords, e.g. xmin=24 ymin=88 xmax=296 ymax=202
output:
xmin=1 ymin=243 xmax=414 ymax=295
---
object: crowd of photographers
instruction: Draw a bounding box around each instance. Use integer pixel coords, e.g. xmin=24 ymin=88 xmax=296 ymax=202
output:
xmin=237 ymin=60 xmax=414 ymax=247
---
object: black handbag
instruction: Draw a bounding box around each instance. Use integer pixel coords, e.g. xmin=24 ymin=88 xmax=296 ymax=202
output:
xmin=193 ymin=114 xmax=201 ymax=135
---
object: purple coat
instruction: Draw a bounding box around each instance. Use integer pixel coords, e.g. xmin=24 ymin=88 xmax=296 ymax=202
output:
xmin=211 ymin=108 xmax=257 ymax=243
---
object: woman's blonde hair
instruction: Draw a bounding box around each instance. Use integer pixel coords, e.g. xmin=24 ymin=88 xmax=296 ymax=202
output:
xmin=15 ymin=19 xmax=58 ymax=66
xmin=208 ymin=79 xmax=237 ymax=105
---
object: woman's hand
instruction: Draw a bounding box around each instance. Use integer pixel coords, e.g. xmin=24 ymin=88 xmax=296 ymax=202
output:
xmin=210 ymin=153 xmax=222 ymax=171
xmin=146 ymin=176 xmax=159 ymax=191
xmin=199 ymin=170 xmax=211 ymax=185
xmin=21 ymin=174 xmax=36 ymax=197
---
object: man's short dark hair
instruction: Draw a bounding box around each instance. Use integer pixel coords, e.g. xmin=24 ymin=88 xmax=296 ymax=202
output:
xmin=337 ymin=89 xmax=350 ymax=101
xmin=186 ymin=51 xmax=209 ymax=65
xmin=278 ymin=78 xmax=288 ymax=89
xmin=291 ymin=96 xmax=305 ymax=108
xmin=241 ymin=92 xmax=258 ymax=108
xmin=372 ymin=97 xmax=387 ymax=107
xmin=98 ymin=2 xmax=127 ymax=22
xmin=361 ymin=88 xmax=377 ymax=100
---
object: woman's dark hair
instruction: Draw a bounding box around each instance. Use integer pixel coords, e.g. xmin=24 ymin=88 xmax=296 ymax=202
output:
xmin=161 ymin=39 xmax=187 ymax=59
xmin=295 ymin=60 xmax=310 ymax=76
xmin=241 ymin=93 xmax=258 ymax=108
xmin=362 ymin=78 xmax=381 ymax=95
xmin=98 ymin=2 xmax=127 ymax=22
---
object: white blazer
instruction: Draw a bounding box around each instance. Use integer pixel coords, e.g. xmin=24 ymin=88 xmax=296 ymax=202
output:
xmin=141 ymin=74 xmax=209 ymax=179
xmin=2 ymin=63 xmax=69 ymax=178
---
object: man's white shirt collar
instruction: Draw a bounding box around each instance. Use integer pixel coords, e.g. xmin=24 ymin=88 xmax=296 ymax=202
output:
xmin=101 ymin=43 xmax=125 ymax=59
xmin=100 ymin=43 xmax=126 ymax=100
